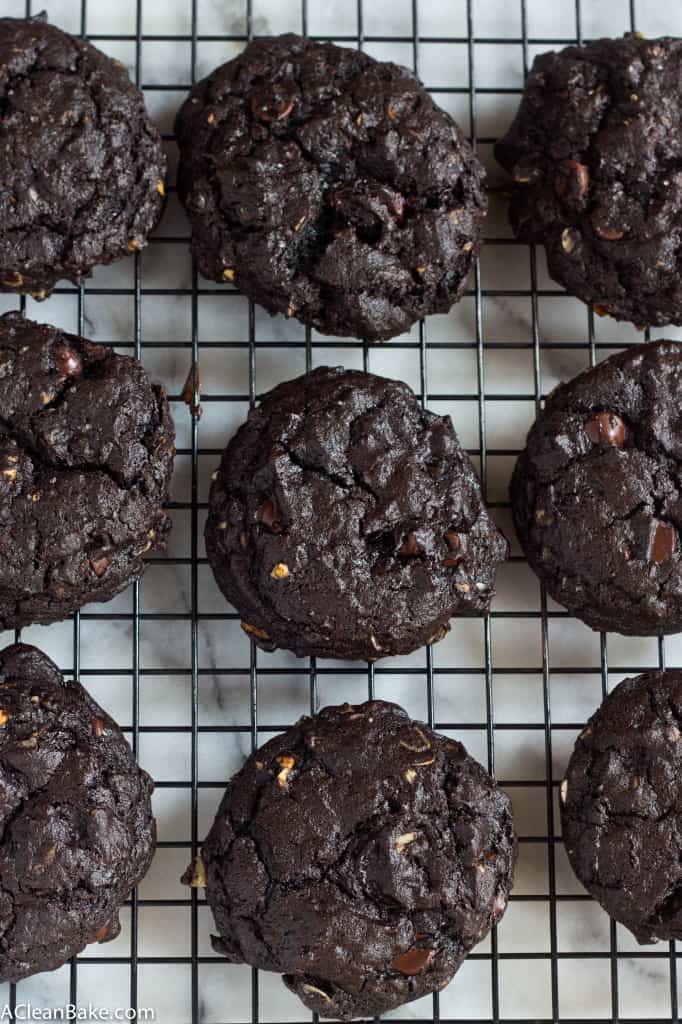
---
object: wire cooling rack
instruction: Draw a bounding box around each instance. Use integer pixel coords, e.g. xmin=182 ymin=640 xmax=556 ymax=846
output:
xmin=4 ymin=0 xmax=682 ymax=1021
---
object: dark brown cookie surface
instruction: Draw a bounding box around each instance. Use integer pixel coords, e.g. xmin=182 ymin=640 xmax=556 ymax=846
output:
xmin=496 ymin=34 xmax=682 ymax=327
xmin=175 ymin=33 xmax=485 ymax=341
xmin=0 ymin=311 xmax=175 ymax=629
xmin=205 ymin=366 xmax=507 ymax=660
xmin=512 ymin=340 xmax=682 ymax=635
xmin=0 ymin=15 xmax=166 ymax=296
xmin=562 ymin=670 xmax=682 ymax=943
xmin=198 ymin=700 xmax=516 ymax=1019
xmin=0 ymin=643 xmax=155 ymax=982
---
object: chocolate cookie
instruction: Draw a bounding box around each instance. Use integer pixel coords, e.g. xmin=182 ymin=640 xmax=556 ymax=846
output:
xmin=0 ymin=311 xmax=174 ymax=629
xmin=495 ymin=33 xmax=682 ymax=327
xmin=561 ymin=670 xmax=682 ymax=943
xmin=0 ymin=642 xmax=155 ymax=982
xmin=193 ymin=700 xmax=516 ymax=1019
xmin=0 ymin=15 xmax=166 ymax=297
xmin=175 ymin=33 xmax=485 ymax=341
xmin=512 ymin=340 xmax=682 ymax=635
xmin=205 ymin=366 xmax=507 ymax=660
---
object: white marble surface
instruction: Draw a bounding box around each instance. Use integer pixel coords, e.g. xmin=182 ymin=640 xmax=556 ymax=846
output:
xmin=0 ymin=0 xmax=681 ymax=1021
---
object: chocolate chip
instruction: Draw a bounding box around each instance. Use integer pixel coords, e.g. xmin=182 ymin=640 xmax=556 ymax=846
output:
xmin=593 ymin=219 xmax=625 ymax=241
xmin=492 ymin=892 xmax=507 ymax=920
xmin=399 ymin=532 xmax=421 ymax=558
xmin=444 ymin=528 xmax=461 ymax=551
xmin=585 ymin=411 xmax=626 ymax=447
xmin=92 ymin=923 xmax=111 ymax=943
xmin=555 ymin=159 xmax=590 ymax=202
xmin=53 ymin=342 xmax=82 ymax=379
xmin=256 ymin=498 xmax=283 ymax=533
xmin=250 ymin=86 xmax=294 ymax=123
xmin=332 ymin=183 xmax=405 ymax=243
xmin=652 ymin=521 xmax=677 ymax=563
xmin=181 ymin=361 xmax=202 ymax=420
xmin=392 ymin=947 xmax=435 ymax=976
xmin=89 ymin=556 xmax=109 ymax=577
xmin=385 ymin=190 xmax=405 ymax=225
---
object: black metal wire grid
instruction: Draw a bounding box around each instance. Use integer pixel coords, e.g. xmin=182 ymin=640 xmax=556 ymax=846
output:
xmin=2 ymin=0 xmax=682 ymax=1021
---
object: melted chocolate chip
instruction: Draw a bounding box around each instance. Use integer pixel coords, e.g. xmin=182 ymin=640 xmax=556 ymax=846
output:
xmin=444 ymin=528 xmax=461 ymax=551
xmin=181 ymin=361 xmax=202 ymax=420
xmin=53 ymin=342 xmax=82 ymax=379
xmin=555 ymin=159 xmax=590 ymax=202
xmin=652 ymin=521 xmax=677 ymax=563
xmin=250 ymin=86 xmax=294 ymax=123
xmin=585 ymin=411 xmax=626 ymax=447
xmin=89 ymin=556 xmax=109 ymax=578
xmin=592 ymin=216 xmax=625 ymax=241
xmin=92 ymin=924 xmax=111 ymax=943
xmin=392 ymin=947 xmax=435 ymax=976
xmin=399 ymin=532 xmax=421 ymax=559
xmin=256 ymin=498 xmax=283 ymax=533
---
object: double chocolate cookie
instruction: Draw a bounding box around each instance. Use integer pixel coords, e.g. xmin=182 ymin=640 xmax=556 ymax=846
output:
xmin=496 ymin=34 xmax=682 ymax=327
xmin=206 ymin=366 xmax=507 ymax=660
xmin=0 ymin=643 xmax=155 ymax=982
xmin=562 ymin=670 xmax=682 ymax=943
xmin=176 ymin=34 xmax=486 ymax=341
xmin=194 ymin=700 xmax=516 ymax=1019
xmin=512 ymin=340 xmax=682 ymax=635
xmin=0 ymin=311 xmax=175 ymax=629
xmin=0 ymin=15 xmax=166 ymax=297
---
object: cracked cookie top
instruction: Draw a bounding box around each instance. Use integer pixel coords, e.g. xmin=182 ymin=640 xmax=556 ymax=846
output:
xmin=175 ymin=33 xmax=486 ymax=342
xmin=199 ymin=700 xmax=516 ymax=1019
xmin=0 ymin=15 xmax=166 ymax=297
xmin=512 ymin=340 xmax=682 ymax=635
xmin=0 ymin=643 xmax=155 ymax=982
xmin=561 ymin=670 xmax=682 ymax=943
xmin=205 ymin=365 xmax=507 ymax=660
xmin=0 ymin=311 xmax=175 ymax=629
xmin=496 ymin=34 xmax=682 ymax=327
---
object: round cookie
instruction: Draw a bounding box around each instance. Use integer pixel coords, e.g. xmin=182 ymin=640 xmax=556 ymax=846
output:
xmin=561 ymin=670 xmax=682 ymax=943
xmin=0 ymin=15 xmax=166 ymax=297
xmin=0 ymin=642 xmax=155 ymax=982
xmin=175 ymin=33 xmax=486 ymax=342
xmin=495 ymin=33 xmax=682 ymax=327
xmin=0 ymin=311 xmax=175 ymax=629
xmin=194 ymin=700 xmax=516 ymax=1019
xmin=512 ymin=340 xmax=682 ymax=635
xmin=205 ymin=366 xmax=508 ymax=660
